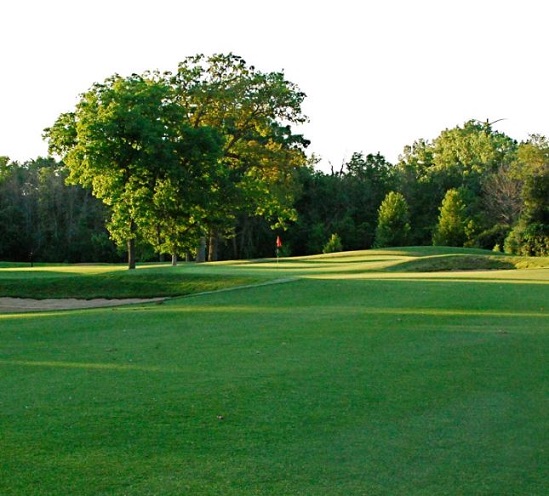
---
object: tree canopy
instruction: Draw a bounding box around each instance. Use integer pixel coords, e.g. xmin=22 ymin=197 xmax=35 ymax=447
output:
xmin=44 ymin=54 xmax=309 ymax=267
xmin=0 ymin=115 xmax=530 ymax=262
xmin=1 ymin=54 xmax=547 ymax=263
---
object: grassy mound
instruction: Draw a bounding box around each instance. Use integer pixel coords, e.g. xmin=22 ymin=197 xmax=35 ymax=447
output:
xmin=379 ymin=247 xmax=549 ymax=272
xmin=269 ymin=247 xmax=548 ymax=277
xmin=384 ymin=253 xmax=516 ymax=272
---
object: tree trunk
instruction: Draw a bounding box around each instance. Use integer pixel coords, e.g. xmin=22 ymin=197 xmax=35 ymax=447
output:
xmin=196 ymin=236 xmax=206 ymax=263
xmin=232 ymin=236 xmax=238 ymax=259
xmin=171 ymin=253 xmax=178 ymax=266
xmin=127 ymin=238 xmax=136 ymax=270
xmin=208 ymin=230 xmax=219 ymax=262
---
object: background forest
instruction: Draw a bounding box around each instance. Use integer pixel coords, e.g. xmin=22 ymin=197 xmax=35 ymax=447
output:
xmin=1 ymin=118 xmax=548 ymax=263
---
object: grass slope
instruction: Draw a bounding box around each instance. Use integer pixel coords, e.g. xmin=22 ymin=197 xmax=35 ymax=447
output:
xmin=0 ymin=248 xmax=548 ymax=495
xmin=0 ymin=265 xmax=262 ymax=299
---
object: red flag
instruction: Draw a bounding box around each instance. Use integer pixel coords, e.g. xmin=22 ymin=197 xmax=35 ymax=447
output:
xmin=276 ymin=236 xmax=282 ymax=248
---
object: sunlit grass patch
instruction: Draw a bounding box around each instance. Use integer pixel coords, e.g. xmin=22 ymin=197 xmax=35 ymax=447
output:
xmin=0 ymin=359 xmax=164 ymax=373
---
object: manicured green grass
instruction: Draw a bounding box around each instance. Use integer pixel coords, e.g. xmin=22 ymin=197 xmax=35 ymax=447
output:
xmin=0 ymin=264 xmax=262 ymax=299
xmin=0 ymin=248 xmax=548 ymax=494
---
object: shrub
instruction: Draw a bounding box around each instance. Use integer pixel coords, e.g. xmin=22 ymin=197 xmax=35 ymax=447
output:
xmin=322 ymin=233 xmax=343 ymax=253
xmin=471 ymin=224 xmax=511 ymax=250
xmin=504 ymin=222 xmax=549 ymax=256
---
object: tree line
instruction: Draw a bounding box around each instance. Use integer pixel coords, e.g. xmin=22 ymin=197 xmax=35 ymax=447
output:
xmin=287 ymin=122 xmax=548 ymax=258
xmin=1 ymin=55 xmax=548 ymax=264
xmin=0 ymin=156 xmax=119 ymax=263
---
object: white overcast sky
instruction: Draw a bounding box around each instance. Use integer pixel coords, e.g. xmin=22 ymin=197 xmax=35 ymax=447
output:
xmin=2 ymin=0 xmax=549 ymax=171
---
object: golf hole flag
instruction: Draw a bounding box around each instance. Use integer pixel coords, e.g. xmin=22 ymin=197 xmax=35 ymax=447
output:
xmin=276 ymin=236 xmax=282 ymax=249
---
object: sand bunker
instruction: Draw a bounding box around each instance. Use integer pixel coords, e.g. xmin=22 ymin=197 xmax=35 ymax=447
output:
xmin=0 ymin=297 xmax=165 ymax=313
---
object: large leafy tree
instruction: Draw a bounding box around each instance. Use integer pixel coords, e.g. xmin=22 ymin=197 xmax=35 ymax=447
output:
xmin=396 ymin=120 xmax=517 ymax=244
xmin=45 ymin=55 xmax=308 ymax=266
xmin=504 ymin=135 xmax=549 ymax=255
xmin=171 ymin=54 xmax=309 ymax=259
xmin=431 ymin=120 xmax=515 ymax=186
xmin=395 ymin=138 xmax=438 ymax=244
xmin=45 ymin=72 xmax=223 ymax=268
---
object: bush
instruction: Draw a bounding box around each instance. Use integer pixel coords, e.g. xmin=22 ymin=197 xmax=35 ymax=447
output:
xmin=504 ymin=222 xmax=549 ymax=256
xmin=471 ymin=224 xmax=511 ymax=250
xmin=322 ymin=233 xmax=343 ymax=253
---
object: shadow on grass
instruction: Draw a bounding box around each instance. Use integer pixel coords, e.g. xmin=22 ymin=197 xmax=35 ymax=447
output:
xmin=0 ymin=269 xmax=262 ymax=299
xmin=384 ymin=254 xmax=517 ymax=272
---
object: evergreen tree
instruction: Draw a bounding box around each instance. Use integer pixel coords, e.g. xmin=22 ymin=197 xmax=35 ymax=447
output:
xmin=374 ymin=191 xmax=411 ymax=247
xmin=432 ymin=188 xmax=468 ymax=247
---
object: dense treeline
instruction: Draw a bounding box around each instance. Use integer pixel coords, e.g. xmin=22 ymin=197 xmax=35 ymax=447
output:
xmin=0 ymin=156 xmax=121 ymax=263
xmin=2 ymin=119 xmax=547 ymax=263
xmin=11 ymin=54 xmax=544 ymax=265
xmin=227 ymin=120 xmax=548 ymax=258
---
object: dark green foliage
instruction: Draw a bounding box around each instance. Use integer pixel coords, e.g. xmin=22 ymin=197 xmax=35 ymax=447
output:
xmin=505 ymin=222 xmax=549 ymax=256
xmin=284 ymin=153 xmax=396 ymax=256
xmin=0 ymin=158 xmax=119 ymax=263
xmin=470 ymin=224 xmax=511 ymax=251
xmin=288 ymin=167 xmax=350 ymax=255
xmin=503 ymin=136 xmax=549 ymax=255
xmin=3 ymin=115 xmax=549 ymax=261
